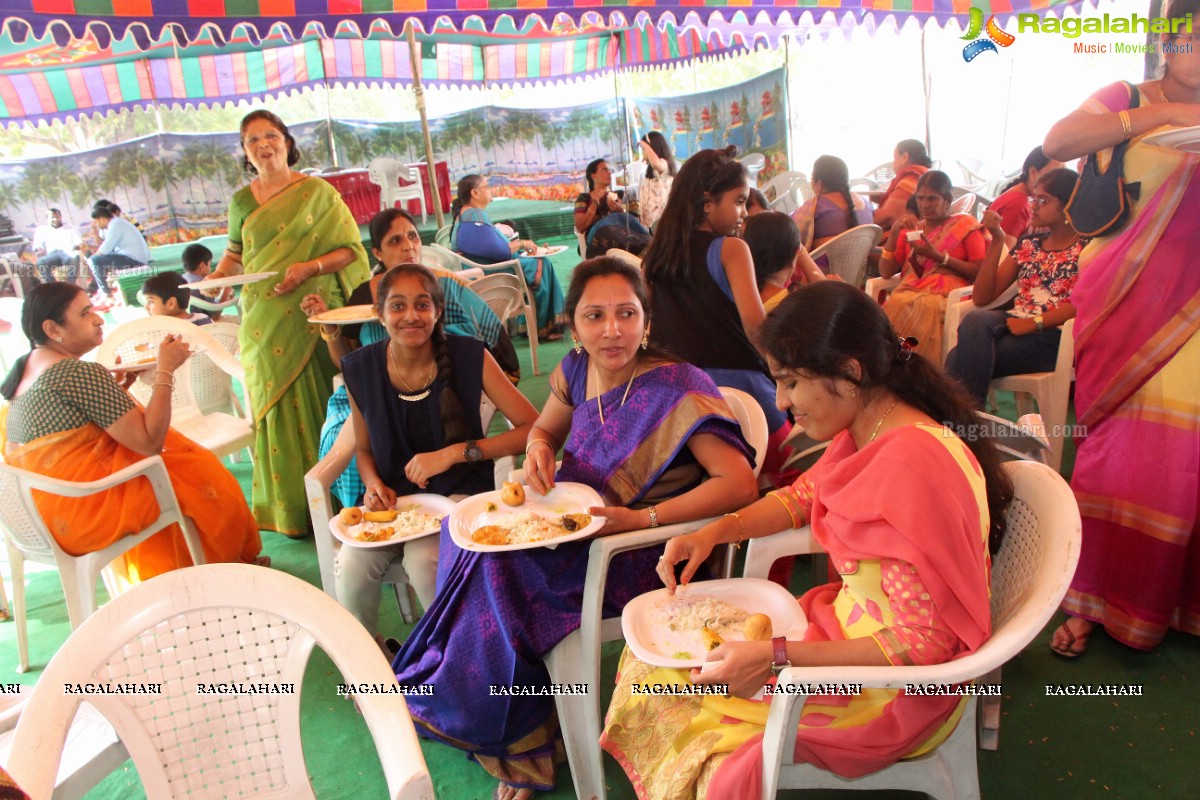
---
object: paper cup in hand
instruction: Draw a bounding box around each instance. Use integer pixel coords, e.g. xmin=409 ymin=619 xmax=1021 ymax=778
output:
xmin=905 ymin=230 xmax=922 ymax=243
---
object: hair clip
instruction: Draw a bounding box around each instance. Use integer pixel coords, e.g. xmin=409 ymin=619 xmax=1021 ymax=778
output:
xmin=897 ymin=335 xmax=919 ymax=363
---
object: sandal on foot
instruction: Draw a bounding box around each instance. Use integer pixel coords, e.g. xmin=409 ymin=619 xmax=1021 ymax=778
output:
xmin=1050 ymin=618 xmax=1092 ymax=658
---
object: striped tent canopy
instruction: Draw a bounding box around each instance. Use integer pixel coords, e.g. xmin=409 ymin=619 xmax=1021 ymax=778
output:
xmin=0 ymin=0 xmax=1092 ymax=124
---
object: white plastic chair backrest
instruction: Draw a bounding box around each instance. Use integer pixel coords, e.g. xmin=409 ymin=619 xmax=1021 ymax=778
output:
xmin=975 ymin=411 xmax=1051 ymax=465
xmin=739 ymin=153 xmax=766 ymax=187
xmin=809 ymin=224 xmax=882 ymax=288
xmin=434 ymin=225 xmax=453 ymax=248
xmin=950 ymin=191 xmax=977 ymax=216
xmin=422 ymin=243 xmax=464 ymax=273
xmin=605 ymin=248 xmax=642 ymax=269
xmin=6 ymin=563 xmax=436 ymax=800
xmin=0 ymin=464 xmax=60 ymax=561
xmin=717 ymin=387 xmax=767 ymax=479
xmin=367 ymin=156 xmax=422 ymax=212
xmin=469 ymin=273 xmax=524 ymax=323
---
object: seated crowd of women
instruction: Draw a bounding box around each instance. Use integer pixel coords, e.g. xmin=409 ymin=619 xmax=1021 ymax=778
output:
xmin=0 ymin=112 xmax=1098 ymax=800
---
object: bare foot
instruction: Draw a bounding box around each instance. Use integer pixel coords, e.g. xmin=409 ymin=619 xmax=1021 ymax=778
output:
xmin=494 ymin=784 xmax=535 ymax=800
xmin=1050 ymin=616 xmax=1095 ymax=658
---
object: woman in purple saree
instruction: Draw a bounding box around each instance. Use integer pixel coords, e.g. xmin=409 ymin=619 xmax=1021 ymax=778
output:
xmin=1043 ymin=5 xmax=1200 ymax=656
xmin=392 ymin=257 xmax=759 ymax=799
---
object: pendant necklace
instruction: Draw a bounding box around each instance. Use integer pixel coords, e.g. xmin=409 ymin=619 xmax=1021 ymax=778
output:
xmin=595 ymin=359 xmax=639 ymax=425
xmin=388 ymin=342 xmax=436 ymax=402
xmin=868 ymin=401 xmax=900 ymax=443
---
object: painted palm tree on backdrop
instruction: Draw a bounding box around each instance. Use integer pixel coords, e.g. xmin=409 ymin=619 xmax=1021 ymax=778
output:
xmin=504 ymin=110 xmax=551 ymax=170
xmin=562 ymin=109 xmax=591 ymax=171
xmin=17 ymin=161 xmax=59 ymax=222
xmin=149 ymin=157 xmax=180 ymax=240
xmin=459 ymin=110 xmax=491 ymax=174
xmin=66 ymin=171 xmax=102 ymax=218
xmin=0 ymin=180 xmax=19 ymax=220
xmin=98 ymin=148 xmax=138 ymax=217
xmin=482 ymin=109 xmax=507 ymax=172
xmin=173 ymin=143 xmax=210 ymax=212
xmin=372 ymin=125 xmax=419 ymax=167
xmin=334 ymin=125 xmax=375 ymax=169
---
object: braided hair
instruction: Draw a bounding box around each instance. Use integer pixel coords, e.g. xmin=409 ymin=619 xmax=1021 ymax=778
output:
xmin=375 ymin=264 xmax=469 ymax=445
xmin=811 ymin=155 xmax=858 ymax=233
xmin=1001 ymin=146 xmax=1053 ymax=193
xmin=764 ymin=281 xmax=1012 ymax=552
xmin=450 ymin=175 xmax=485 ymax=243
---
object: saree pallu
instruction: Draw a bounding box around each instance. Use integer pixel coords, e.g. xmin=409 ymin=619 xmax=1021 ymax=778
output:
xmin=602 ymin=425 xmax=992 ymax=799
xmin=230 ymin=178 xmax=369 ymax=535
xmin=884 ymin=214 xmax=987 ymax=362
xmin=4 ymin=423 xmax=261 ymax=584
xmin=391 ymin=363 xmax=751 ymax=791
xmin=1063 ymin=82 xmax=1200 ymax=649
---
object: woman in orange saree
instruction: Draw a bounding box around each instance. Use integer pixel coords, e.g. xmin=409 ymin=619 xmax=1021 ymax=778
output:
xmin=601 ymin=282 xmax=1010 ymax=798
xmin=1043 ymin=8 xmax=1200 ymax=655
xmin=1 ymin=283 xmax=262 ymax=583
xmin=878 ymin=170 xmax=989 ymax=362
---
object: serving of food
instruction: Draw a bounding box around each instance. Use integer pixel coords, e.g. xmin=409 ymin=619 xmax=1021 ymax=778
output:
xmin=622 ymin=579 xmax=808 ymax=668
xmin=448 ymin=481 xmax=606 ymax=552
xmin=307 ymin=304 xmax=378 ymax=325
xmin=523 ymin=245 xmax=567 ymax=258
xmin=189 ymin=272 xmax=275 ymax=291
xmin=328 ymin=493 xmax=458 ymax=549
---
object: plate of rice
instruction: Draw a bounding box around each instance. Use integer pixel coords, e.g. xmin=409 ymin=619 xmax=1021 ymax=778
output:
xmin=622 ymin=578 xmax=808 ymax=668
xmin=448 ymin=481 xmax=605 ymax=552
xmin=329 ymin=493 xmax=457 ymax=549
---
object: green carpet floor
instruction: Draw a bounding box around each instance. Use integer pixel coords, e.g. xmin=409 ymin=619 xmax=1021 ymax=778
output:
xmin=2 ymin=240 xmax=1195 ymax=798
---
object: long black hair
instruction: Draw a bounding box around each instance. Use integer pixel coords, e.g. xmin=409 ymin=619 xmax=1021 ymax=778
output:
xmin=764 ymin=281 xmax=1012 ymax=551
xmin=642 ymin=146 xmax=747 ymax=284
xmin=1001 ymin=146 xmax=1053 ymax=193
xmin=451 ymin=174 xmax=484 ymax=222
xmin=238 ymin=110 xmax=301 ymax=177
xmin=1 ymin=282 xmax=85 ymax=401
xmin=641 ymin=131 xmax=676 ymax=180
xmin=375 ymin=264 xmax=469 ymax=445
xmin=811 ymin=155 xmax=858 ymax=233
xmin=1035 ymin=167 xmax=1080 ymax=206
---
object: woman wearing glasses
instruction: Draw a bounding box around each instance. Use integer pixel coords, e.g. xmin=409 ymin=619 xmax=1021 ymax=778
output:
xmin=945 ymin=168 xmax=1084 ymax=407
xmin=1041 ymin=0 xmax=1200 ymax=657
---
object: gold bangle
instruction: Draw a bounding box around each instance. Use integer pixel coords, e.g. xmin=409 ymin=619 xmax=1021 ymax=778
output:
xmin=881 ymin=249 xmax=895 ymax=261
xmin=319 ymin=326 xmax=341 ymax=342
xmin=1118 ymin=109 xmax=1132 ymax=139
xmin=525 ymin=438 xmax=554 ymax=457
xmin=153 ymin=381 xmax=174 ymax=391
xmin=724 ymin=512 xmax=747 ymax=549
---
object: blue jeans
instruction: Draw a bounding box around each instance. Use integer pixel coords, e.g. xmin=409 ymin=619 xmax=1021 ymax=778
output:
xmin=945 ymin=308 xmax=1062 ymax=407
xmin=89 ymin=253 xmax=142 ymax=296
xmin=37 ymin=251 xmax=78 ymax=283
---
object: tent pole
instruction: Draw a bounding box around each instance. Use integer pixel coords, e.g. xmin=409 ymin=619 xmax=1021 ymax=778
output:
xmin=406 ymin=22 xmax=445 ymax=229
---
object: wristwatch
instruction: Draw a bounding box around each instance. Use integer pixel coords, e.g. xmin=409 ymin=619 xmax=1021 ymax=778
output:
xmin=1034 ymin=314 xmax=1045 ymax=333
xmin=463 ymin=440 xmax=483 ymax=463
xmin=770 ymin=636 xmax=792 ymax=677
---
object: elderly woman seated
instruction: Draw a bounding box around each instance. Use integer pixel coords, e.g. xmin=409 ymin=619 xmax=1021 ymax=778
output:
xmin=1 ymin=283 xmax=264 ymax=582
xmin=391 ymin=257 xmax=759 ymax=800
xmin=601 ymin=281 xmax=1012 ymax=799
xmin=877 ymin=170 xmax=989 ymax=361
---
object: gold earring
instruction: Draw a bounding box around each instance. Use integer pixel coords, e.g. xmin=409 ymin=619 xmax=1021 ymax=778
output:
xmin=641 ymin=329 xmax=649 ymax=350
xmin=572 ymin=336 xmax=582 ymax=355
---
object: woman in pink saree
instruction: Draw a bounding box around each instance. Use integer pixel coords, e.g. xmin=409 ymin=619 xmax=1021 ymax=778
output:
xmin=1043 ymin=0 xmax=1200 ymax=655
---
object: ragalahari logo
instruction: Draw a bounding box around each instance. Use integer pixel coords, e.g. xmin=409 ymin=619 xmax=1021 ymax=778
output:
xmin=961 ymin=7 xmax=1017 ymax=62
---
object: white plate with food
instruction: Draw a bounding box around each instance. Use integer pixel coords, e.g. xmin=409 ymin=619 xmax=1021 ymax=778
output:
xmin=307 ymin=304 xmax=377 ymax=325
xmin=189 ymin=272 xmax=276 ymax=291
xmin=448 ymin=481 xmax=605 ymax=552
xmin=522 ymin=245 xmax=567 ymax=258
xmin=1143 ymin=125 xmax=1200 ymax=152
xmin=622 ymin=578 xmax=808 ymax=668
xmin=329 ymin=494 xmax=457 ymax=549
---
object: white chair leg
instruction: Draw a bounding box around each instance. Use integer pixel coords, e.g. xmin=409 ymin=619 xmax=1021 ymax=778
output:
xmin=8 ymin=542 xmax=30 ymax=673
xmin=546 ymin=630 xmax=606 ymax=800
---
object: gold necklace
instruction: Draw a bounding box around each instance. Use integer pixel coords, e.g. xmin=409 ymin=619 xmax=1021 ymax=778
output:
xmin=1158 ymin=80 xmax=1169 ymax=104
xmin=388 ymin=342 xmax=436 ymax=402
xmin=594 ymin=359 xmax=639 ymax=425
xmin=869 ymin=401 xmax=900 ymax=443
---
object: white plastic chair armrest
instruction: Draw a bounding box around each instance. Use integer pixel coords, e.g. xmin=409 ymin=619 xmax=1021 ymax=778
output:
xmin=741 ymin=526 xmax=822 ymax=580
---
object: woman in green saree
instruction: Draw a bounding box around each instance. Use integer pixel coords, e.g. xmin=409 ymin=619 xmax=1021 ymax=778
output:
xmin=210 ymin=110 xmax=370 ymax=536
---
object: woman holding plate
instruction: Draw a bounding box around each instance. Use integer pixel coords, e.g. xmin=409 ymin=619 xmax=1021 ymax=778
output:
xmin=601 ymin=282 xmax=1012 ymax=799
xmin=336 ymin=262 xmax=537 ymax=647
xmin=206 ymin=109 xmax=371 ymax=537
xmin=391 ymin=257 xmax=758 ymax=800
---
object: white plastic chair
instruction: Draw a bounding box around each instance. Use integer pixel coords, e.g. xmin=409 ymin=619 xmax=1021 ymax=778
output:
xmin=0 ymin=456 xmax=207 ymax=672
xmin=420 ymin=243 xmax=485 ymax=281
xmin=809 ymin=224 xmax=882 ymax=288
xmin=303 ymin=397 xmax=514 ymax=621
xmin=761 ymin=171 xmax=810 ymax=215
xmin=740 ymin=152 xmax=766 ymax=188
xmin=545 ymin=386 xmax=767 ymax=800
xmin=451 ymin=250 xmax=543 ymax=376
xmin=368 ymin=156 xmax=427 ymax=222
xmin=605 ymin=248 xmax=642 ymax=269
xmin=990 ymin=318 xmax=1075 ymax=472
xmin=950 ymin=191 xmax=978 ymax=217
xmin=575 ymin=228 xmax=588 ymax=258
xmin=468 ymin=272 xmax=525 ymax=328
xmin=434 ymin=224 xmax=453 ymax=248
xmin=941 ymin=282 xmax=1020 ymax=365
xmin=0 ymin=256 xmax=24 ymax=298
xmin=0 ymin=687 xmax=129 ymax=800
xmin=94 ymin=316 xmax=254 ymax=461
xmin=5 ymin=563 xmax=436 ymax=800
xmin=744 ymin=459 xmax=1081 ymax=798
